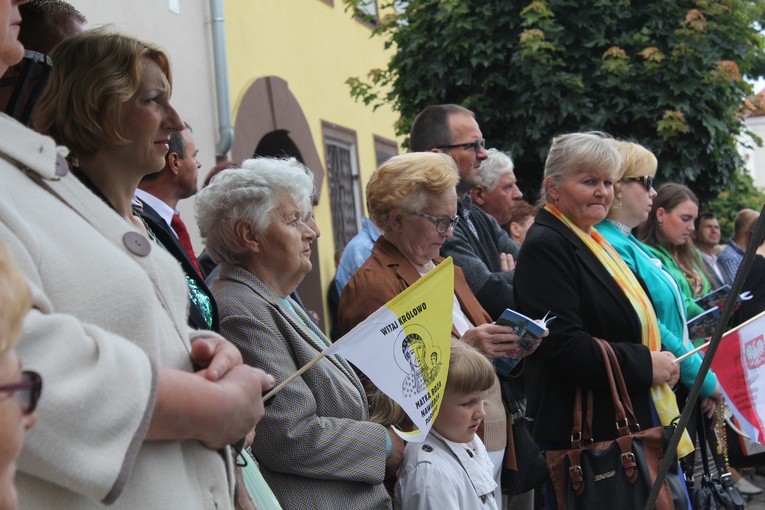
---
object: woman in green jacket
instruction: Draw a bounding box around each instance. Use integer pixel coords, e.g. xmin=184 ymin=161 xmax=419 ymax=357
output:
xmin=639 ymin=183 xmax=712 ymax=319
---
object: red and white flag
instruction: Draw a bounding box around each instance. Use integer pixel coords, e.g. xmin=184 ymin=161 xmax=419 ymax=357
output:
xmin=707 ymin=310 xmax=765 ymax=444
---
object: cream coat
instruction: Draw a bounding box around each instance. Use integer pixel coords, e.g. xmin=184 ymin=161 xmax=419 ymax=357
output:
xmin=0 ymin=114 xmax=234 ymax=509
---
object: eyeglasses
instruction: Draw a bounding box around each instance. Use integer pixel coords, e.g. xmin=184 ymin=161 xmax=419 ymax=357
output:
xmin=411 ymin=211 xmax=460 ymax=233
xmin=435 ymin=138 xmax=486 ymax=154
xmin=0 ymin=370 xmax=42 ymax=414
xmin=622 ymin=175 xmax=654 ymax=191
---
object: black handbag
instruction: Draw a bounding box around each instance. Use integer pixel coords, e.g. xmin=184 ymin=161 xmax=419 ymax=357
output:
xmin=687 ymin=409 xmax=745 ymax=510
xmin=498 ymin=376 xmax=550 ymax=495
xmin=545 ymin=338 xmax=681 ymax=510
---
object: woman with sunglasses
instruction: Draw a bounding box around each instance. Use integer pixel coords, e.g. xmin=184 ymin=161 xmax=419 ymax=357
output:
xmin=338 ymin=152 xmax=523 ymax=502
xmin=0 ymin=245 xmax=39 ymax=510
xmin=595 ymin=141 xmax=721 ymax=418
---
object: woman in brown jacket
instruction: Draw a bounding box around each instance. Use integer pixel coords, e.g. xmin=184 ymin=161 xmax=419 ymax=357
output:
xmin=338 ymin=152 xmax=524 ymax=503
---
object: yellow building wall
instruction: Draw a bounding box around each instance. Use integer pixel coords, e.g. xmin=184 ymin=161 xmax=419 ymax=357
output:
xmin=224 ymin=0 xmax=401 ymax=325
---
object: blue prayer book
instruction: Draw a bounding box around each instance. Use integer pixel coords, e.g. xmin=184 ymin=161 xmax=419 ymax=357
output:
xmin=494 ymin=309 xmax=555 ymax=375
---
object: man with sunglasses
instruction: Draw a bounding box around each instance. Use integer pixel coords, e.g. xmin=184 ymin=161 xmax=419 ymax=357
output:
xmin=410 ymin=104 xmax=520 ymax=321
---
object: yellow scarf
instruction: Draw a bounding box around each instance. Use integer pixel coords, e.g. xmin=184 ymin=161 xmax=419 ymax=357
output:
xmin=546 ymin=204 xmax=693 ymax=456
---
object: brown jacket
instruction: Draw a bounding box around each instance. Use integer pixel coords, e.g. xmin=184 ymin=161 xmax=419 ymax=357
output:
xmin=338 ymin=237 xmax=492 ymax=334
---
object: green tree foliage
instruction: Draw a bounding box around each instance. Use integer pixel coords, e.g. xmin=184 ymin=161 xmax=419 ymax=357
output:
xmin=346 ymin=0 xmax=765 ymax=203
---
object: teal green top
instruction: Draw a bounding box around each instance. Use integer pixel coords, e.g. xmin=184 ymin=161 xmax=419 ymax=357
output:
xmin=143 ymin=221 xmax=214 ymax=329
xmin=596 ymin=221 xmax=717 ymax=396
xmin=186 ymin=275 xmax=214 ymax=329
xmin=642 ymin=242 xmax=712 ymax=318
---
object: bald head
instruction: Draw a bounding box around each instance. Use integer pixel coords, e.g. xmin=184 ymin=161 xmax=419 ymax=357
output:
xmin=733 ymin=208 xmax=759 ymax=245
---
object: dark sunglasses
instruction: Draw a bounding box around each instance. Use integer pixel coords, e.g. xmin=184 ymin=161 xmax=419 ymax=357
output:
xmin=0 ymin=370 xmax=42 ymax=414
xmin=622 ymin=175 xmax=654 ymax=191
xmin=435 ymin=138 xmax=486 ymax=154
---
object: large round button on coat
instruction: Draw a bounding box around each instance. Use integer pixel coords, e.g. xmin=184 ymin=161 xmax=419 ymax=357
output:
xmin=123 ymin=231 xmax=151 ymax=257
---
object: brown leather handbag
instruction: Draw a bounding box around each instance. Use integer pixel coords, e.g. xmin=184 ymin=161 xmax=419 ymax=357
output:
xmin=545 ymin=338 xmax=677 ymax=510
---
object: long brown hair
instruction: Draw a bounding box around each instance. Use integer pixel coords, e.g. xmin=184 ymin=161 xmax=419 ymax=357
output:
xmin=638 ymin=183 xmax=711 ymax=285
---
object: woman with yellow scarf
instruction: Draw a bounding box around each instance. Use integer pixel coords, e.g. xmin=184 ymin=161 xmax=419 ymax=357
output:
xmin=514 ymin=132 xmax=690 ymax=508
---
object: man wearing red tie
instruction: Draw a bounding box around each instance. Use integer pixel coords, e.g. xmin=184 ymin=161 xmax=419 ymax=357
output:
xmin=135 ymin=123 xmax=218 ymax=331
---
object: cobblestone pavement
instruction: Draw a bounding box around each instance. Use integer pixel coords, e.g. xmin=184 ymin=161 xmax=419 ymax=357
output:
xmin=743 ymin=473 xmax=765 ymax=510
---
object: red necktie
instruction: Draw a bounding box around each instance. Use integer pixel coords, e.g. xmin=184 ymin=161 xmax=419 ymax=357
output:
xmin=170 ymin=212 xmax=203 ymax=278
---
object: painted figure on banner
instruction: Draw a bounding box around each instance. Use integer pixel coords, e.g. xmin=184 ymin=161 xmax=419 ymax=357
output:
xmin=399 ymin=331 xmax=444 ymax=397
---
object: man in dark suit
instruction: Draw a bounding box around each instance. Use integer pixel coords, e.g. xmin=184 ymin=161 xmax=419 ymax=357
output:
xmin=135 ymin=124 xmax=218 ymax=331
xmin=1 ymin=0 xmax=86 ymax=125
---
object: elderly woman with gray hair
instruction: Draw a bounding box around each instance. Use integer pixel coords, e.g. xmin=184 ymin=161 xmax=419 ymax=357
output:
xmin=195 ymin=158 xmax=399 ymax=510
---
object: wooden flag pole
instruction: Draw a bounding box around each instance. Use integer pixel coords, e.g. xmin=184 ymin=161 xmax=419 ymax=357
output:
xmin=675 ymin=341 xmax=709 ymax=363
xmin=674 ymin=310 xmax=765 ymax=363
xmin=262 ymin=350 xmax=329 ymax=401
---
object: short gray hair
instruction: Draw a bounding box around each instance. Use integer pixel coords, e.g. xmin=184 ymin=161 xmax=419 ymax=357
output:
xmin=539 ymin=132 xmax=620 ymax=206
xmin=195 ymin=157 xmax=315 ymax=265
xmin=479 ymin=149 xmax=514 ymax=192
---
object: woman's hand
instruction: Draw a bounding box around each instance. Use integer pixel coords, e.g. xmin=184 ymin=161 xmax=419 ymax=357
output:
xmin=701 ymin=385 xmax=724 ymax=419
xmin=147 ymin=365 xmax=275 ymax=450
xmin=461 ymin=323 xmax=520 ymax=358
xmin=197 ymin=365 xmax=275 ymax=449
xmin=701 ymin=397 xmax=718 ymax=419
xmin=385 ymin=426 xmax=405 ymax=476
xmin=650 ymin=350 xmax=680 ymax=387
xmin=191 ymin=336 xmax=243 ymax=381
xmin=522 ymin=325 xmax=549 ymax=357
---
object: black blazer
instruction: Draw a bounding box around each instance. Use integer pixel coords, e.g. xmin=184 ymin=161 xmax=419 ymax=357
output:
xmin=135 ymin=202 xmax=219 ymax=332
xmin=513 ymin=209 xmax=654 ymax=444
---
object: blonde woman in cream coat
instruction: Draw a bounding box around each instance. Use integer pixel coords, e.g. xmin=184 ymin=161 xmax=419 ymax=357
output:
xmin=0 ymin=25 xmax=272 ymax=510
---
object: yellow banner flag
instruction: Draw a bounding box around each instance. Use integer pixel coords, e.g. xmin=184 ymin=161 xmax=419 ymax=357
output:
xmin=325 ymin=258 xmax=455 ymax=441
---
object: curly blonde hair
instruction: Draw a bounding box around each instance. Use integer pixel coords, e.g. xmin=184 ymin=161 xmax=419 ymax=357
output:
xmin=366 ymin=152 xmax=459 ymax=232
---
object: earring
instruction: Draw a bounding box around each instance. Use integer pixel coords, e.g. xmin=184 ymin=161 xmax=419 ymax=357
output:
xmin=659 ymin=220 xmax=664 ymax=227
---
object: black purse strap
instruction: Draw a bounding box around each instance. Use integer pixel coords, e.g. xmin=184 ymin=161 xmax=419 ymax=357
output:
xmin=498 ymin=373 xmax=524 ymax=421
xmin=696 ymin=406 xmax=714 ymax=481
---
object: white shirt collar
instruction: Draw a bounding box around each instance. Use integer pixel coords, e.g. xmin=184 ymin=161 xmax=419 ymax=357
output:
xmin=135 ymin=189 xmax=176 ymax=230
